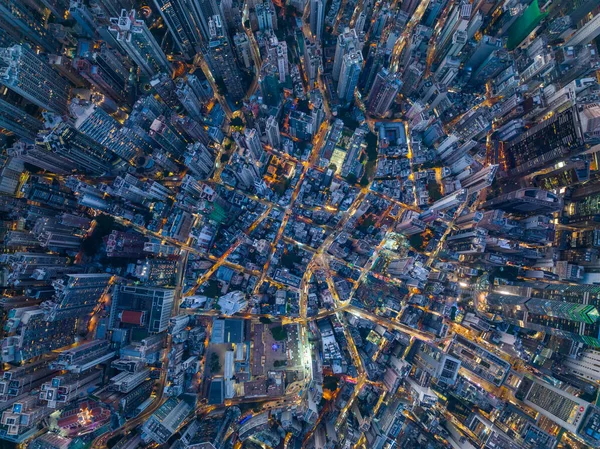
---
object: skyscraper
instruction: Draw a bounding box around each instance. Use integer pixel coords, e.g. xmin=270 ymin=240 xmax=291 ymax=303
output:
xmin=37 ymin=115 xmax=121 ymax=176
xmin=108 ymin=9 xmax=171 ymax=78
xmin=266 ymin=115 xmax=281 ymax=149
xmin=184 ymin=142 xmax=215 ymax=179
xmin=366 ymin=68 xmax=401 ymax=117
xmin=0 ymin=0 xmax=61 ymax=52
xmin=206 ymin=15 xmax=245 ymax=101
xmin=0 ymin=97 xmax=43 ymax=142
xmin=41 ymin=273 xmax=112 ymax=321
xmin=310 ymin=0 xmax=325 ymax=42
xmin=515 ymin=376 xmax=593 ymax=435
xmin=333 ymin=28 xmax=359 ymax=81
xmin=486 ymin=284 xmax=600 ymax=347
xmin=75 ymin=43 xmax=133 ymax=105
xmin=0 ymin=45 xmax=72 ymax=115
xmin=152 ymin=0 xmax=203 ymax=58
xmin=70 ymin=99 xmax=139 ymax=161
xmin=337 ymin=50 xmax=363 ymax=105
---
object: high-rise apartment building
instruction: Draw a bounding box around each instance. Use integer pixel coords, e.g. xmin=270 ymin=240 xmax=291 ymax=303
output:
xmin=366 ymin=69 xmax=401 ymax=117
xmin=310 ymin=0 xmax=325 ymax=42
xmin=108 ymin=9 xmax=171 ymax=77
xmin=41 ymin=273 xmax=112 ymax=321
xmin=206 ymin=16 xmax=245 ymax=101
xmin=0 ymin=45 xmax=72 ymax=115
xmin=333 ymin=28 xmax=359 ymax=81
xmin=337 ymin=50 xmax=363 ymax=105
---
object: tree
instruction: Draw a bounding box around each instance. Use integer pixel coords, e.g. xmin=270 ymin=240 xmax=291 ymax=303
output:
xmin=230 ymin=116 xmax=244 ymax=128
xmin=346 ymin=173 xmax=358 ymax=185
xmin=82 ymin=215 xmax=116 ymax=257
xmin=259 ymin=317 xmax=273 ymax=324
xmin=323 ymin=375 xmax=339 ymax=391
xmin=364 ymin=132 xmax=378 ymax=161
xmin=214 ymin=77 xmax=226 ymax=95
xmin=209 ymin=353 xmax=221 ymax=372
xmin=270 ymin=325 xmax=288 ymax=341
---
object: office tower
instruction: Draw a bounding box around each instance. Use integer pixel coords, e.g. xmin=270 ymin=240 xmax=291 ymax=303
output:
xmin=152 ymin=0 xmax=204 ymax=58
xmin=400 ymin=0 xmax=420 ymax=15
xmin=192 ymin=0 xmax=222 ymax=42
xmin=1 ymin=307 xmax=77 ymax=363
xmin=8 ymin=141 xmax=75 ymax=175
xmin=266 ymin=115 xmax=281 ymax=148
xmin=0 ymin=45 xmax=72 ymax=115
xmin=501 ymin=106 xmax=584 ymax=176
xmin=453 ymin=106 xmax=491 ymax=141
xmin=341 ymin=127 xmax=367 ymax=178
xmin=333 ymin=28 xmax=359 ymax=81
xmin=337 ymin=50 xmax=363 ymax=105
xmin=127 ymin=95 xmax=187 ymax=157
xmin=37 ymin=116 xmax=120 ymax=176
xmin=141 ymin=397 xmax=193 ymax=444
xmin=1 ymin=253 xmax=69 ymax=287
xmin=0 ymin=0 xmax=61 ymax=52
xmin=310 ymin=0 xmax=325 ymax=41
xmin=206 ymin=16 xmax=245 ymax=101
xmin=186 ymin=73 xmax=213 ymax=103
xmin=184 ymin=142 xmax=215 ymax=179
xmin=109 ymin=9 xmax=171 ymax=78
xmin=41 ymin=273 xmax=112 ymax=321
xmin=396 ymin=217 xmax=427 ymax=236
xmin=171 ymin=114 xmax=211 ymax=145
xmin=515 ymin=376 xmax=593 ymax=436
xmin=0 ymin=97 xmax=43 ymax=142
xmin=366 ymin=69 xmax=401 ymax=117
xmin=433 ymin=55 xmax=460 ymax=86
xmin=446 ymin=30 xmax=467 ymax=59
xmin=355 ymin=11 xmax=366 ymax=33
xmin=422 ymin=0 xmax=444 ymax=27
xmin=110 ymin=285 xmax=175 ymax=333
xmin=486 ymin=284 xmax=600 ymax=347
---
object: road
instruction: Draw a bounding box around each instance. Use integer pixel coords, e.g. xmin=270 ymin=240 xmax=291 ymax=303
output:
xmin=91 ymin=250 xmax=190 ymax=449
